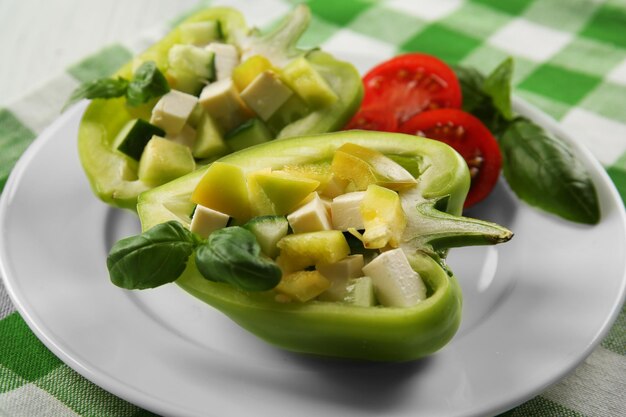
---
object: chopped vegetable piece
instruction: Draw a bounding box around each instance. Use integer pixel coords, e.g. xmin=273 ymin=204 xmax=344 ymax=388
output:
xmin=192 ymin=112 xmax=228 ymax=158
xmin=317 ymin=254 xmax=364 ymax=301
xmin=138 ymin=136 xmax=195 ymax=186
xmin=179 ymin=20 xmax=221 ymax=45
xmin=344 ymin=276 xmax=376 ymax=307
xmin=206 ymin=42 xmax=239 ymax=80
xmin=277 ymin=230 xmax=350 ymax=271
xmin=232 ymin=55 xmax=275 ymax=91
xmin=281 ymin=56 xmax=338 ymax=108
xmin=250 ymin=170 xmax=320 ymax=215
xmin=191 ymin=162 xmax=251 ymax=220
xmin=114 ymin=119 xmax=165 ymax=161
xmin=224 ymin=118 xmax=272 ymax=151
xmin=331 ymin=142 xmax=417 ymax=191
xmin=359 ymin=184 xmax=406 ymax=249
xmin=167 ymin=124 xmax=197 ymax=149
xmin=275 ymin=270 xmax=330 ymax=302
xmin=243 ymin=215 xmax=289 ymax=258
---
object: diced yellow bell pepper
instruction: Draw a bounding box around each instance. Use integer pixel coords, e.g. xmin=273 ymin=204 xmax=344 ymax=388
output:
xmin=191 ymin=162 xmax=251 ymax=220
xmin=275 ymin=270 xmax=331 ymax=302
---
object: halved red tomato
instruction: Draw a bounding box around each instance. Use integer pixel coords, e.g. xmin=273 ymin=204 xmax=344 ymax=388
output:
xmin=399 ymin=109 xmax=502 ymax=207
xmin=343 ymin=108 xmax=398 ymax=132
xmin=361 ymin=53 xmax=462 ymax=125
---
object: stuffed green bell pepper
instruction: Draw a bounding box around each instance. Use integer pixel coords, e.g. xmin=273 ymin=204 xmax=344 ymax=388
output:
xmin=75 ymin=5 xmax=363 ymax=210
xmin=107 ymin=131 xmax=512 ymax=362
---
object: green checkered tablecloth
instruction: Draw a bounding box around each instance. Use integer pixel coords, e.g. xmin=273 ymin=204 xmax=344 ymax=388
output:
xmin=1 ymin=0 xmax=625 ymax=415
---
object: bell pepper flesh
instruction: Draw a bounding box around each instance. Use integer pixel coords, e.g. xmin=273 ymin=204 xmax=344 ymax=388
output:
xmin=77 ymin=7 xmax=363 ymax=210
xmin=137 ymin=131 xmax=512 ymax=361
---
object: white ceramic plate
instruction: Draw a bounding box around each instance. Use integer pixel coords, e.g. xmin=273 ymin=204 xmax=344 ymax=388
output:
xmin=1 ymin=91 xmax=625 ymax=416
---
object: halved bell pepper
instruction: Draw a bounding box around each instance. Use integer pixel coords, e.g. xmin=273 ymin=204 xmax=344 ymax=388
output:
xmin=136 ymin=131 xmax=512 ymax=362
xmin=77 ymin=6 xmax=363 ymax=210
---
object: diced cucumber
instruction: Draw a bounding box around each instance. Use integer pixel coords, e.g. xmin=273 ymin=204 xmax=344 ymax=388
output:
xmin=280 ymin=56 xmax=338 ymax=108
xmin=344 ymin=276 xmax=376 ymax=307
xmin=243 ymin=215 xmax=289 ymax=258
xmin=113 ymin=119 xmax=165 ymax=161
xmin=167 ymin=44 xmax=215 ymax=94
xmin=179 ymin=20 xmax=222 ymax=45
xmin=193 ymin=112 xmax=228 ymax=159
xmin=224 ymin=118 xmax=272 ymax=152
xmin=265 ymin=94 xmax=309 ymax=135
xmin=138 ymin=136 xmax=196 ymax=186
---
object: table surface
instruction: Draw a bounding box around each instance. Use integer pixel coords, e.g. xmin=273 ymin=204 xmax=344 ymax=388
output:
xmin=0 ymin=0 xmax=196 ymax=107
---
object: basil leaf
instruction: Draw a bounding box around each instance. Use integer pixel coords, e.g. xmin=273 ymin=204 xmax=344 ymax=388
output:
xmin=500 ymin=118 xmax=600 ymax=224
xmin=195 ymin=227 xmax=282 ymax=291
xmin=107 ymin=221 xmax=198 ymax=289
xmin=453 ymin=65 xmax=487 ymax=113
xmin=483 ymin=57 xmax=514 ymax=121
xmin=454 ymin=58 xmax=513 ymax=137
xmin=62 ymin=77 xmax=128 ymax=111
xmin=126 ymin=61 xmax=170 ymax=107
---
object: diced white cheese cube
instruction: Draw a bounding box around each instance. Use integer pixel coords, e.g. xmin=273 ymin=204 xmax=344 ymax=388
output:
xmin=240 ymin=71 xmax=293 ymax=120
xmin=199 ymin=78 xmax=250 ymax=133
xmin=205 ymin=43 xmax=239 ymax=80
xmin=362 ymin=248 xmax=426 ymax=307
xmin=150 ymin=90 xmax=198 ymax=135
xmin=331 ymin=191 xmax=366 ymax=230
xmin=190 ymin=205 xmax=229 ymax=239
xmin=166 ymin=124 xmax=197 ymax=149
xmin=287 ymin=193 xmax=332 ymax=234
xmin=317 ymin=255 xmax=365 ymax=301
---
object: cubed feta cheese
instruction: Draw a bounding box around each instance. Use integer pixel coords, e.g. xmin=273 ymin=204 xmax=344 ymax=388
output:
xmin=317 ymin=255 xmax=365 ymax=301
xmin=206 ymin=43 xmax=239 ymax=80
xmin=362 ymin=248 xmax=427 ymax=307
xmin=199 ymin=78 xmax=251 ymax=133
xmin=287 ymin=193 xmax=332 ymax=234
xmin=166 ymin=124 xmax=197 ymax=149
xmin=240 ymin=71 xmax=293 ymax=120
xmin=190 ymin=205 xmax=230 ymax=239
xmin=150 ymin=90 xmax=198 ymax=135
xmin=331 ymin=191 xmax=366 ymax=230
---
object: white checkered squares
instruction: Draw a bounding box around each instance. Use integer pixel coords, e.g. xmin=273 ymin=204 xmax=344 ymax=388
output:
xmin=387 ymin=0 xmax=463 ymax=21
xmin=561 ymin=108 xmax=626 ymax=166
xmin=488 ymin=18 xmax=573 ymax=62
xmin=607 ymin=57 xmax=626 ymax=86
xmin=321 ymin=29 xmax=396 ymax=74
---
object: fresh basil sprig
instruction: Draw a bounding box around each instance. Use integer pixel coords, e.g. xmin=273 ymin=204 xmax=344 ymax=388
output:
xmin=500 ymin=118 xmax=600 ymax=224
xmin=63 ymin=61 xmax=170 ymax=111
xmin=454 ymin=59 xmax=601 ymax=225
xmin=107 ymin=221 xmax=199 ymax=289
xmin=125 ymin=61 xmax=170 ymax=107
xmin=107 ymin=221 xmax=282 ymax=291
xmin=195 ymin=227 xmax=282 ymax=291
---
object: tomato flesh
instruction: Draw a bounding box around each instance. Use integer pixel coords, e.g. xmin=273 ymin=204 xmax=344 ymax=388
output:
xmin=400 ymin=109 xmax=502 ymax=207
xmin=344 ymin=108 xmax=398 ymax=132
xmin=362 ymin=53 xmax=462 ymax=125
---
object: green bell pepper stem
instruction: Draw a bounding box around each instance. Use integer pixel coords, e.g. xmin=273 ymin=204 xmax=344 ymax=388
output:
xmin=77 ymin=6 xmax=363 ymax=210
xmin=137 ymin=131 xmax=512 ymax=362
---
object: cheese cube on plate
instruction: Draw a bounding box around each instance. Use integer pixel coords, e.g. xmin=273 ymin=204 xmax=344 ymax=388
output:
xmin=190 ymin=205 xmax=230 ymax=239
xmin=206 ymin=43 xmax=239 ymax=80
xmin=199 ymin=78 xmax=250 ymax=133
xmin=362 ymin=248 xmax=426 ymax=307
xmin=240 ymin=71 xmax=293 ymax=120
xmin=331 ymin=191 xmax=366 ymax=230
xmin=150 ymin=90 xmax=198 ymax=135
xmin=287 ymin=193 xmax=332 ymax=234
